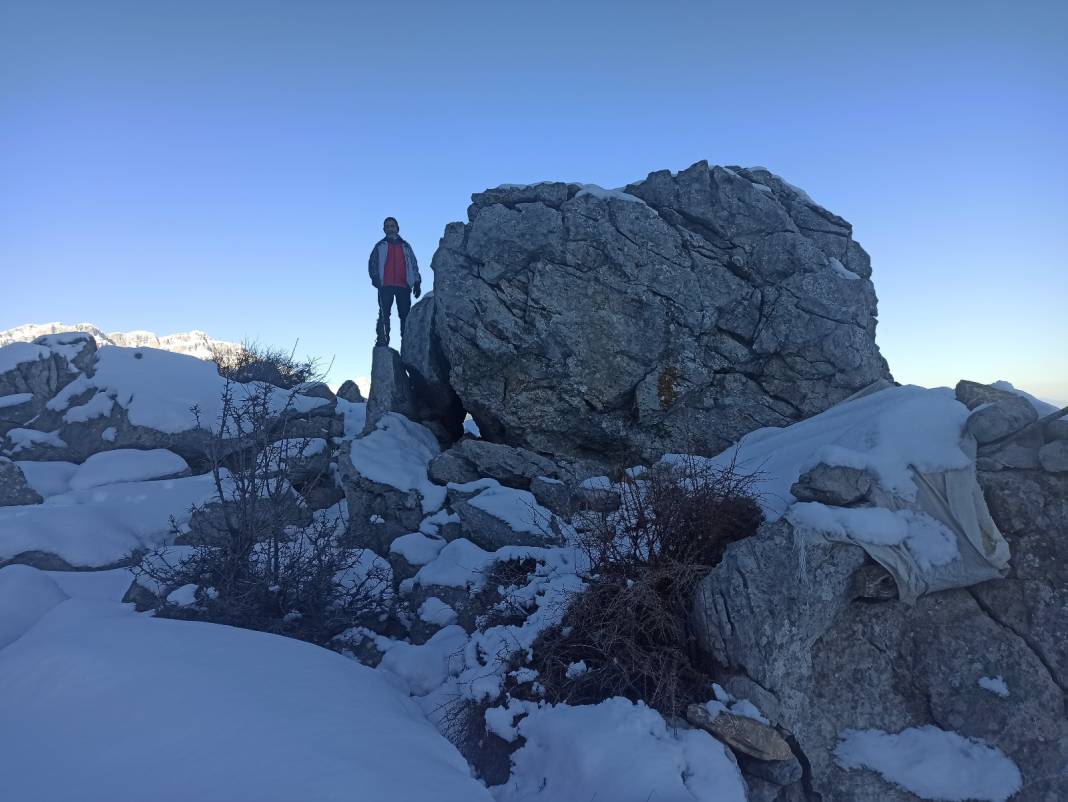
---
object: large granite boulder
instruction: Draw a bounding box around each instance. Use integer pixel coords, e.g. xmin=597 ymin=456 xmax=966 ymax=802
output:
xmin=431 ymin=161 xmax=892 ymax=465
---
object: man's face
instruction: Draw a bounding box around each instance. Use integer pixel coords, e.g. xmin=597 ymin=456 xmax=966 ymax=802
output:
xmin=383 ymin=219 xmax=399 ymax=237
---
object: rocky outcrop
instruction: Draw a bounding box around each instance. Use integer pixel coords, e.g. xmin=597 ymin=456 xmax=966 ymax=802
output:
xmin=691 ymin=401 xmax=1068 ymax=802
xmin=431 ymin=161 xmax=892 ymax=466
xmin=975 ymin=469 xmax=1068 ymax=693
xmin=0 ymin=337 xmax=90 ymax=436
xmin=692 ymin=515 xmax=1067 ymax=801
xmin=362 ymin=347 xmax=416 ymax=435
xmin=1 ymin=335 xmax=338 ymax=466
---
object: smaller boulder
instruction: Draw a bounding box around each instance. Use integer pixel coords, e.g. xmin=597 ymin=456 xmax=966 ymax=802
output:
xmin=1046 ymin=418 xmax=1068 ymax=442
xmin=572 ymin=478 xmax=621 ymax=513
xmin=965 ymin=396 xmax=1037 ymax=445
xmin=337 ymin=380 xmax=365 ymax=404
xmin=0 ymin=457 xmax=43 ymax=506
xmin=294 ymin=381 xmax=336 ymax=402
xmin=790 ymin=463 xmax=873 ymax=506
xmin=430 ymin=438 xmax=565 ymax=491
xmin=1038 ymin=440 xmax=1068 ymax=473
xmin=453 ymin=485 xmax=560 ymax=551
xmin=685 ymin=703 xmax=795 ymax=762
xmin=400 ymin=295 xmax=465 ymax=442
xmin=427 ymin=450 xmax=481 ymax=486
xmin=530 ymin=476 xmax=572 ymax=518
xmin=976 ymin=442 xmax=1041 ymax=472
xmin=954 ymin=379 xmax=1019 ymax=410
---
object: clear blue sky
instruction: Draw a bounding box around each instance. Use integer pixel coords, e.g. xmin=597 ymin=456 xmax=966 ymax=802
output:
xmin=3 ymin=0 xmax=1066 ymax=402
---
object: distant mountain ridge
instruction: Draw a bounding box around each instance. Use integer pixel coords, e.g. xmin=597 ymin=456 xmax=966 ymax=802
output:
xmin=0 ymin=322 xmax=242 ymax=362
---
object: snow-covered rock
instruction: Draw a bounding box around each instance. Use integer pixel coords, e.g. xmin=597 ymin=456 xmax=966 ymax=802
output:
xmin=1 ymin=338 xmax=334 ymax=464
xmin=340 ymin=413 xmax=446 ymax=553
xmin=687 ymin=384 xmax=1066 ymax=801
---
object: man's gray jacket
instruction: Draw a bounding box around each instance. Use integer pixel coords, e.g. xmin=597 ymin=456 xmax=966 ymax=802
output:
xmin=368 ymin=237 xmax=422 ymax=288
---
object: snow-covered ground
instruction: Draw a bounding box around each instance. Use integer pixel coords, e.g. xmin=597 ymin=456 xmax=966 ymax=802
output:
xmin=0 ymin=471 xmax=219 ymax=566
xmin=0 ymin=333 xmax=1039 ymax=801
xmin=0 ymin=565 xmax=491 ymax=802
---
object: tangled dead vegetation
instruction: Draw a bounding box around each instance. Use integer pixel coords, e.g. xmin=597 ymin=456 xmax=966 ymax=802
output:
xmin=528 ymin=456 xmax=763 ymax=717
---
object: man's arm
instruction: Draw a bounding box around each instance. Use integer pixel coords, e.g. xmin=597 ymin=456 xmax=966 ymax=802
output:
xmin=368 ymin=243 xmax=380 ymax=288
xmin=405 ymin=243 xmax=422 ymax=295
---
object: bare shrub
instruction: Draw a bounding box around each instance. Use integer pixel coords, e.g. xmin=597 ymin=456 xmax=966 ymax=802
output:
xmin=212 ymin=339 xmax=319 ymax=389
xmin=133 ymin=356 xmax=388 ymax=644
xmin=528 ymin=456 xmax=763 ymax=717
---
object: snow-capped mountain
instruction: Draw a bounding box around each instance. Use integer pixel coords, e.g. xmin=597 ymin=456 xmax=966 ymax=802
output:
xmin=0 ymin=322 xmax=242 ymax=362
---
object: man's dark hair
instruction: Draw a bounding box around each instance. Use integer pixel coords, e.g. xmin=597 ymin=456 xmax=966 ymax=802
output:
xmin=383 ymin=217 xmax=398 ymax=227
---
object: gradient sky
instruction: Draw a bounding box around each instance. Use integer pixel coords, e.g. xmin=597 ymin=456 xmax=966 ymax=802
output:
xmin=3 ymin=0 xmax=1066 ymax=403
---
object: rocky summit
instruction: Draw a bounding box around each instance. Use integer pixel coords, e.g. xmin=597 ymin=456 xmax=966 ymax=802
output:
xmin=426 ymin=161 xmax=891 ymax=465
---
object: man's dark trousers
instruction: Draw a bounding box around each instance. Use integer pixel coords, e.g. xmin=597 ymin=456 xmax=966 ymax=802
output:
xmin=377 ymin=286 xmax=412 ymax=343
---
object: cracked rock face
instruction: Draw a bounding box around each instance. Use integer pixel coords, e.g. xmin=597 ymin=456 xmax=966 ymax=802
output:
xmin=431 ymin=160 xmax=892 ymax=465
xmin=693 ymin=498 xmax=1068 ymax=801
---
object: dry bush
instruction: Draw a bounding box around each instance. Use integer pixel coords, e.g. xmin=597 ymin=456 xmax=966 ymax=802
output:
xmin=529 ymin=456 xmax=763 ymax=717
xmin=138 ymin=508 xmax=389 ymax=644
xmin=212 ymin=339 xmax=319 ymax=389
xmin=133 ymin=353 xmax=387 ymax=644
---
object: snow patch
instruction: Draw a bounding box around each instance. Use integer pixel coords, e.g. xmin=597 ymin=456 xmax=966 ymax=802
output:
xmin=390 ymin=532 xmax=447 ymax=566
xmin=978 ymin=675 xmax=1010 ymax=698
xmin=0 ymin=393 xmax=33 ymax=409
xmin=418 ymin=597 xmax=458 ymax=627
xmin=788 ymin=503 xmax=959 ymax=570
xmin=0 ymin=343 xmax=51 ymax=374
xmin=68 ymin=448 xmax=189 ymax=490
xmin=5 ymin=428 xmax=67 ymax=453
xmin=663 ymin=386 xmax=971 ymax=520
xmin=834 ymin=725 xmax=1021 ymax=801
xmin=492 ymin=698 xmax=747 ymax=802
xmin=829 ymin=256 xmax=861 ymax=281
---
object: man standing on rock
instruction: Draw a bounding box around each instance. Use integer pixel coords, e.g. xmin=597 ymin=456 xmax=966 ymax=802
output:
xmin=368 ymin=216 xmax=422 ymax=347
